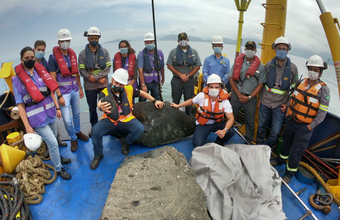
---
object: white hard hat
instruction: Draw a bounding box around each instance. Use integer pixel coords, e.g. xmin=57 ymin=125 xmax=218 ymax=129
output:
xmin=112 ymin=68 xmax=129 ymax=85
xmin=212 ymin=35 xmax=223 ymax=44
xmin=207 ymin=74 xmax=222 ymax=84
xmin=57 ymin=28 xmax=72 ymax=41
xmin=272 ymin=36 xmax=291 ymax=50
xmin=24 ymin=133 xmax=42 ymax=151
xmin=306 ymin=55 xmax=324 ymax=67
xmin=87 ymin=26 xmax=101 ymax=37
xmin=144 ymin=32 xmax=155 ymax=41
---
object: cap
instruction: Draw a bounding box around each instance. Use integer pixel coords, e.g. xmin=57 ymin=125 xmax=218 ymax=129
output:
xmin=178 ymin=32 xmax=188 ymax=40
xmin=245 ymin=41 xmax=256 ymax=49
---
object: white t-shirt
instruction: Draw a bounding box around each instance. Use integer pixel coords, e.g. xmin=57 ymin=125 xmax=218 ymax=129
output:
xmin=193 ymin=92 xmax=233 ymax=125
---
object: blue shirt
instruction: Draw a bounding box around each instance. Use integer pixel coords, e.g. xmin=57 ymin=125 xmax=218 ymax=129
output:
xmin=48 ymin=53 xmax=71 ymax=72
xmin=203 ymin=54 xmax=230 ymax=85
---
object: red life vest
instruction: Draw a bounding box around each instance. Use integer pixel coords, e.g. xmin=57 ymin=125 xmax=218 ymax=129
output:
xmin=114 ymin=52 xmax=135 ymax=78
xmin=196 ymin=87 xmax=229 ymax=125
xmin=53 ymin=46 xmax=78 ymax=76
xmin=14 ymin=63 xmax=59 ymax=103
xmin=232 ymin=53 xmax=260 ymax=81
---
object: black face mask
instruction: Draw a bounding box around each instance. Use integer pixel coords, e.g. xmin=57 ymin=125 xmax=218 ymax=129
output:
xmin=24 ymin=59 xmax=35 ymax=69
xmin=112 ymin=85 xmax=122 ymax=93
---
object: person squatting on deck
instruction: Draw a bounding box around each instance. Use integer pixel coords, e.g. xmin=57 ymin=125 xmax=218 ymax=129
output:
xmin=171 ymin=74 xmax=235 ymax=147
xmin=271 ymin=55 xmax=330 ymax=183
xmin=138 ymin=32 xmax=165 ymax=102
xmin=229 ymin=41 xmax=266 ymax=143
xmin=49 ymin=29 xmax=89 ymax=153
xmin=256 ymin=36 xmax=298 ymax=148
xmin=167 ymin=32 xmax=202 ymax=115
xmin=90 ymin=68 xmax=165 ymax=170
xmin=12 ymin=47 xmax=72 ymax=180
xmin=78 ymin=26 xmax=111 ymax=134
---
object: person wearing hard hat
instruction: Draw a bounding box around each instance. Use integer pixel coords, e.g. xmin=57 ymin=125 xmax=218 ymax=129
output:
xmin=167 ymin=32 xmax=202 ymax=115
xmin=203 ymin=35 xmax=230 ymax=88
xmin=271 ymin=55 xmax=330 ymax=183
xmin=90 ymin=68 xmax=165 ymax=170
xmin=138 ymin=32 xmax=165 ymax=102
xmin=49 ymin=28 xmax=89 ymax=152
xmin=256 ymin=36 xmax=298 ymax=148
xmin=34 ymin=40 xmax=67 ymax=148
xmin=78 ymin=26 xmax=111 ymax=135
xmin=12 ymin=46 xmax=72 ymax=180
xmin=228 ymin=41 xmax=266 ymax=143
xmin=171 ymin=74 xmax=235 ymax=147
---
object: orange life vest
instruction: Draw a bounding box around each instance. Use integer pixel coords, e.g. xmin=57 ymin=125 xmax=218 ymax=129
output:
xmin=196 ymin=87 xmax=229 ymax=125
xmin=287 ymin=78 xmax=326 ymax=123
xmin=114 ymin=52 xmax=136 ymax=78
xmin=53 ymin=46 xmax=78 ymax=76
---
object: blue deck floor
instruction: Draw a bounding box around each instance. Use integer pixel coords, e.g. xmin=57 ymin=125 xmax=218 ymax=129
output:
xmin=28 ymin=133 xmax=340 ymax=220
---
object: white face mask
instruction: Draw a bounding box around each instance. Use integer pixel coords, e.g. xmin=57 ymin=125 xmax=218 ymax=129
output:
xmin=179 ymin=40 xmax=188 ymax=47
xmin=308 ymin=70 xmax=319 ymax=80
xmin=60 ymin=41 xmax=70 ymax=50
xmin=245 ymin=50 xmax=255 ymax=59
xmin=208 ymin=88 xmax=219 ymax=97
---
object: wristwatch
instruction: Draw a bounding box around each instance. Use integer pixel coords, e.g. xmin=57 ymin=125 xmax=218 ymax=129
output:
xmin=224 ymin=128 xmax=229 ymax=133
xmin=248 ymin=95 xmax=252 ymax=100
xmin=142 ymin=84 xmax=146 ymax=87
xmin=186 ymin=74 xmax=190 ymax=78
xmin=152 ymin=98 xmax=158 ymax=103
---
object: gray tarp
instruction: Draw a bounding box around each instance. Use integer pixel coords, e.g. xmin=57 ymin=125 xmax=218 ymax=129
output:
xmin=190 ymin=143 xmax=286 ymax=220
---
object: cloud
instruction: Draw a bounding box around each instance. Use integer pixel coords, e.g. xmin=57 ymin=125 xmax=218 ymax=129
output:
xmin=124 ymin=28 xmax=135 ymax=33
xmin=190 ymin=26 xmax=197 ymax=32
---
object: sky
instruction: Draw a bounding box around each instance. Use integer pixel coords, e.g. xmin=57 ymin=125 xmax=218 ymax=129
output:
xmin=0 ymin=0 xmax=339 ymax=63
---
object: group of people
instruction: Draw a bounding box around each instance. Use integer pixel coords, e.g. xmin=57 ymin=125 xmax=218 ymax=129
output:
xmin=12 ymin=26 xmax=330 ymax=183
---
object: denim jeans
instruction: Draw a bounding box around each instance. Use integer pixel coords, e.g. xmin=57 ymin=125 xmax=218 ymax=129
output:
xmin=85 ymin=88 xmax=103 ymax=127
xmin=256 ymin=103 xmax=285 ymax=147
xmin=192 ymin=121 xmax=236 ymax=147
xmin=60 ymin=89 xmax=81 ymax=141
xmin=139 ymin=82 xmax=160 ymax=102
xmin=34 ymin=120 xmax=62 ymax=171
xmin=92 ymin=118 xmax=145 ymax=156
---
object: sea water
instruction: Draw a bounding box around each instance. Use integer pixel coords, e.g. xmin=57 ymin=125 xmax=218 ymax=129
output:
xmin=1 ymin=41 xmax=339 ymax=116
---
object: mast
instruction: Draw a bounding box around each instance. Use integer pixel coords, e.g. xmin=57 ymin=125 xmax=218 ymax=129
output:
xmin=234 ymin=0 xmax=252 ymax=58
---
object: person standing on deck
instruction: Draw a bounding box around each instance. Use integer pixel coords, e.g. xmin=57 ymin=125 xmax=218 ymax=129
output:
xmin=271 ymin=55 xmax=330 ymax=183
xmin=229 ymin=41 xmax=266 ymax=143
xmin=137 ymin=32 xmax=165 ymax=102
xmin=34 ymin=40 xmax=67 ymax=148
xmin=167 ymin=32 xmax=202 ymax=115
xmin=90 ymin=68 xmax=165 ymax=170
xmin=78 ymin=27 xmax=111 ymax=136
xmin=203 ymin=35 xmax=230 ymax=89
xmin=256 ymin=36 xmax=298 ymax=148
xmin=49 ymin=28 xmax=89 ymax=153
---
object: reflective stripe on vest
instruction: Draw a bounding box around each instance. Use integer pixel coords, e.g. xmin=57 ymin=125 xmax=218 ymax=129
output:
xmin=26 ymin=102 xmax=55 ymax=117
xmin=22 ymin=86 xmax=48 ymax=102
xmin=265 ymin=85 xmax=286 ymax=95
xmin=58 ymin=80 xmax=77 ymax=87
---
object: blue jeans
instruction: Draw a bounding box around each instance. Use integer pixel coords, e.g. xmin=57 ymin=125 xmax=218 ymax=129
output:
xmin=85 ymin=88 xmax=103 ymax=127
xmin=256 ymin=104 xmax=285 ymax=147
xmin=34 ymin=120 xmax=62 ymax=171
xmin=139 ymin=82 xmax=160 ymax=102
xmin=60 ymin=90 xmax=81 ymax=141
xmin=92 ymin=118 xmax=145 ymax=156
xmin=192 ymin=121 xmax=236 ymax=147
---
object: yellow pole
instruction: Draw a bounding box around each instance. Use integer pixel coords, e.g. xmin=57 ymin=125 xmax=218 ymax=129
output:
xmin=236 ymin=11 xmax=244 ymax=56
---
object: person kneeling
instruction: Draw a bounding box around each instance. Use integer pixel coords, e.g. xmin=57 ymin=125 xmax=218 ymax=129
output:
xmin=171 ymin=74 xmax=235 ymax=147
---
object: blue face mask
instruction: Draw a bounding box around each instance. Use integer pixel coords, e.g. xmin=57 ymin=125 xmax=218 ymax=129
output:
xmin=120 ymin=48 xmax=128 ymax=55
xmin=35 ymin=51 xmax=45 ymax=60
xmin=90 ymin=41 xmax=98 ymax=47
xmin=213 ymin=47 xmax=222 ymax=54
xmin=146 ymin=44 xmax=155 ymax=51
xmin=276 ymin=50 xmax=288 ymax=60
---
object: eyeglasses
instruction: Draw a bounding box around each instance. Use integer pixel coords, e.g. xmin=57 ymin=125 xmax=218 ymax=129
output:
xmin=276 ymin=47 xmax=288 ymax=52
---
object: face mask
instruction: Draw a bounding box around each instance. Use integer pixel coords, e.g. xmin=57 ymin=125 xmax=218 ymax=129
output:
xmin=60 ymin=41 xmax=70 ymax=50
xmin=213 ymin=47 xmax=222 ymax=54
xmin=146 ymin=44 xmax=155 ymax=51
xmin=35 ymin=51 xmax=45 ymax=60
xmin=24 ymin=59 xmax=35 ymax=69
xmin=112 ymin=85 xmax=122 ymax=93
xmin=179 ymin=40 xmax=188 ymax=47
xmin=208 ymin=88 xmax=220 ymax=97
xmin=120 ymin=48 xmax=128 ymax=55
xmin=89 ymin=41 xmax=98 ymax=47
xmin=245 ymin=50 xmax=255 ymax=59
xmin=275 ymin=50 xmax=287 ymax=60
xmin=308 ymin=70 xmax=319 ymax=80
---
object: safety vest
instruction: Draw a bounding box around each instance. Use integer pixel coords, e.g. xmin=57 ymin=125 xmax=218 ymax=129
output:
xmin=266 ymin=57 xmax=292 ymax=95
xmin=175 ymin=45 xmax=194 ymax=67
xmin=101 ymin=84 xmax=135 ymax=123
xmin=287 ymin=78 xmax=326 ymax=124
xmin=14 ymin=63 xmax=59 ymax=103
xmin=232 ymin=53 xmax=260 ymax=81
xmin=142 ymin=48 xmax=164 ymax=83
xmin=196 ymin=87 xmax=229 ymax=125
xmin=83 ymin=44 xmax=107 ymax=74
xmin=114 ymin=52 xmax=136 ymax=78
xmin=52 ymin=46 xmax=78 ymax=77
